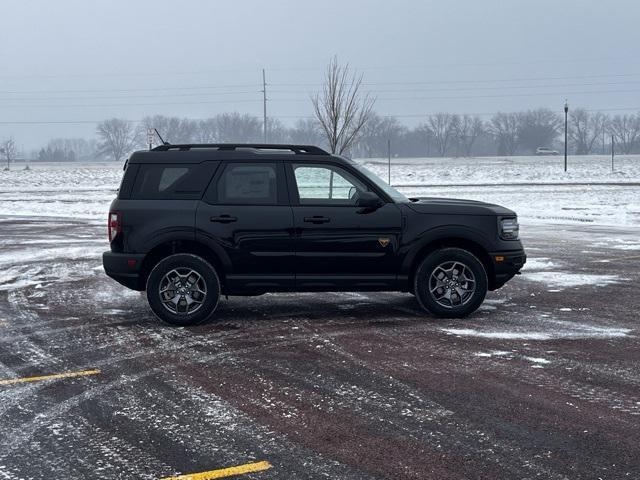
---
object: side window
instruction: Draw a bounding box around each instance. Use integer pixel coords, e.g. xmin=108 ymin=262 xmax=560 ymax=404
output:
xmin=131 ymin=163 xmax=218 ymax=200
xmin=158 ymin=167 xmax=189 ymax=191
xmin=217 ymin=163 xmax=278 ymax=205
xmin=293 ymin=164 xmax=367 ymax=205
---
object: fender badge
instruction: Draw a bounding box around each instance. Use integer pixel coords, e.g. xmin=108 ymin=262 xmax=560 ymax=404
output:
xmin=378 ymin=238 xmax=391 ymax=247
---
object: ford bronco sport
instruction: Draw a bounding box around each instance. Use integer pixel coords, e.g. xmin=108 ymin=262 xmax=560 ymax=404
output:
xmin=103 ymin=144 xmax=526 ymax=325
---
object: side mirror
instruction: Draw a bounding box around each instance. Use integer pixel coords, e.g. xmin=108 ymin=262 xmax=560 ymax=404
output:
xmin=356 ymin=190 xmax=383 ymax=209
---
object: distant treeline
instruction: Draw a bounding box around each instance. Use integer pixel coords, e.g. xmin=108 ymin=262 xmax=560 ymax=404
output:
xmin=29 ymin=109 xmax=640 ymax=162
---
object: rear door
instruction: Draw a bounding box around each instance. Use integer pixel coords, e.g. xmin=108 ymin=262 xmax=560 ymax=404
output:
xmin=196 ymin=160 xmax=295 ymax=291
xmin=286 ymin=161 xmax=403 ymax=289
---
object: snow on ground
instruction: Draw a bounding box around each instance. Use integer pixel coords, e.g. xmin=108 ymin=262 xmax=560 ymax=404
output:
xmin=360 ymin=154 xmax=640 ymax=186
xmin=362 ymin=154 xmax=640 ymax=227
xmin=521 ymin=257 xmax=558 ymax=270
xmin=590 ymin=238 xmax=640 ymax=250
xmin=0 ymin=233 xmax=106 ymax=290
xmin=441 ymin=320 xmax=632 ymax=341
xmin=0 ymin=162 xmax=122 ymax=192
xmin=524 ymin=272 xmax=623 ymax=289
xmin=0 ymin=156 xmax=638 ymax=227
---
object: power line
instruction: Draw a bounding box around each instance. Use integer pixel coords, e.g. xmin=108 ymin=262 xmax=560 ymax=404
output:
xmin=0 ymin=99 xmax=261 ymax=109
xmin=0 ymin=90 xmax=261 ymax=102
xmin=268 ymin=88 xmax=640 ymax=103
xmin=2 ymin=79 xmax=640 ymax=103
xmin=3 ymin=72 xmax=640 ymax=97
xmin=273 ymin=72 xmax=640 ymax=88
xmin=1 ymin=106 xmax=638 ymax=126
xmin=0 ymin=84 xmax=262 ymax=95
xmin=3 ymin=86 xmax=640 ymax=110
xmin=0 ymin=81 xmax=634 ymax=104
xmin=271 ymin=80 xmax=640 ymax=95
xmin=0 ymin=55 xmax=634 ymax=80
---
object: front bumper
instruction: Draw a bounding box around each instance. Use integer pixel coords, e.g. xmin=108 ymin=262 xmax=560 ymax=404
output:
xmin=102 ymin=251 xmax=147 ymax=291
xmin=488 ymin=249 xmax=526 ymax=290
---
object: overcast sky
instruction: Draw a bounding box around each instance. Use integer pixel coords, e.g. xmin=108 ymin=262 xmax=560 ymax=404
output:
xmin=1 ymin=0 xmax=639 ymax=150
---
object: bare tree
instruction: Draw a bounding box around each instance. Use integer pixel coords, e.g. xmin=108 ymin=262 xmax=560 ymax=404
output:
xmin=489 ymin=112 xmax=521 ymax=155
xmin=357 ymin=113 xmax=405 ymax=157
xmin=415 ymin=124 xmax=435 ymax=156
xmin=454 ymin=115 xmax=485 ymax=157
xmin=609 ymin=113 xmax=640 ymax=154
xmin=41 ymin=138 xmax=99 ymax=162
xmin=312 ymin=56 xmax=375 ymax=155
xmin=265 ymin=118 xmax=289 ymax=143
xmin=214 ymin=113 xmax=262 ymax=142
xmin=288 ymin=118 xmax=324 ymax=146
xmin=140 ymin=115 xmax=197 ymax=145
xmin=517 ymin=109 xmax=561 ymax=154
xmin=194 ymin=118 xmax=218 ymax=143
xmin=1 ymin=137 xmax=17 ymax=170
xmin=425 ymin=113 xmax=458 ymax=157
xmin=569 ymin=109 xmax=607 ymax=155
xmin=96 ymin=119 xmax=140 ymax=162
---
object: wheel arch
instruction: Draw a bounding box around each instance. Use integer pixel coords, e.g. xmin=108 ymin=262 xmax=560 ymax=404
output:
xmin=140 ymin=239 xmax=227 ymax=289
xmin=407 ymin=236 xmax=494 ymax=291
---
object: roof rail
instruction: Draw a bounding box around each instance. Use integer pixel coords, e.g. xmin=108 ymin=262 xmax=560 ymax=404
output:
xmin=150 ymin=143 xmax=329 ymax=155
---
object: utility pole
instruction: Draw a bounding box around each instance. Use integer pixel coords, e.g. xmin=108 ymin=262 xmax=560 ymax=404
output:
xmin=387 ymin=139 xmax=391 ymax=184
xmin=611 ymin=134 xmax=615 ymax=172
xmin=564 ymin=100 xmax=568 ymax=172
xmin=262 ymin=69 xmax=267 ymax=143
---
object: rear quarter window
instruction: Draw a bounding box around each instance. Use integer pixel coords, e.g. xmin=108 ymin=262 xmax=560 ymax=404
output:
xmin=130 ymin=162 xmax=219 ymax=200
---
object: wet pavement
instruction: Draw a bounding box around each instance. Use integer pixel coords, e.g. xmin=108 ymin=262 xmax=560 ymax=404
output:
xmin=0 ymin=217 xmax=638 ymax=479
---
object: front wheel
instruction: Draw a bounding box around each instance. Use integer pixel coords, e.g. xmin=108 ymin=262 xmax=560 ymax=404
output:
xmin=146 ymin=254 xmax=220 ymax=326
xmin=414 ymin=248 xmax=488 ymax=318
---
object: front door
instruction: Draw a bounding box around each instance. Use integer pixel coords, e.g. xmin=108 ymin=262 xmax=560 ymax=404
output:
xmin=287 ymin=162 xmax=402 ymax=290
xmin=196 ymin=161 xmax=295 ymax=291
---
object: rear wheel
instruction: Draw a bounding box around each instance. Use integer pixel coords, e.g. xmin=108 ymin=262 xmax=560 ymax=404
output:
xmin=414 ymin=247 xmax=487 ymax=318
xmin=146 ymin=254 xmax=220 ymax=326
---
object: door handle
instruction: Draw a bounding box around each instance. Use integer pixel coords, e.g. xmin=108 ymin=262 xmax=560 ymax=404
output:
xmin=210 ymin=215 xmax=238 ymax=223
xmin=304 ymin=216 xmax=330 ymax=224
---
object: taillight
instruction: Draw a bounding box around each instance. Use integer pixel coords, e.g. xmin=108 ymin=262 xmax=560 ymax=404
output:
xmin=108 ymin=212 xmax=121 ymax=242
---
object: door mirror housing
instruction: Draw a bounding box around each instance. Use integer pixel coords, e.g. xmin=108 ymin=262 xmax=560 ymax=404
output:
xmin=356 ymin=190 xmax=383 ymax=209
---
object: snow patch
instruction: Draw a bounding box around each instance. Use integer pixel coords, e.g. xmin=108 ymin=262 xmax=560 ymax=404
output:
xmin=442 ymin=322 xmax=632 ymax=340
xmin=522 ymin=258 xmax=558 ymax=270
xmin=523 ymin=356 xmax=551 ymax=364
xmin=474 ymin=350 xmax=512 ymax=357
xmin=524 ymin=271 xmax=622 ymax=288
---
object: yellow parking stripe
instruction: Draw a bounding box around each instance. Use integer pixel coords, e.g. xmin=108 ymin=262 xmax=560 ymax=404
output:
xmin=160 ymin=461 xmax=272 ymax=480
xmin=0 ymin=369 xmax=101 ymax=385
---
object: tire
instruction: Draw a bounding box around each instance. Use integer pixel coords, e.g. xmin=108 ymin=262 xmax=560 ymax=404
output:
xmin=413 ymin=247 xmax=488 ymax=318
xmin=146 ymin=254 xmax=220 ymax=326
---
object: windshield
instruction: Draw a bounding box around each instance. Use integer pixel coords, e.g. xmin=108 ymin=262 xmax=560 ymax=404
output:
xmin=353 ymin=164 xmax=409 ymax=202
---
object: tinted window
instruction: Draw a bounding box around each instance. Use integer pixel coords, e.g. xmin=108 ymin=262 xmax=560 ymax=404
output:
xmin=131 ymin=163 xmax=217 ymax=200
xmin=293 ymin=164 xmax=367 ymax=205
xmin=158 ymin=167 xmax=189 ymax=191
xmin=217 ymin=163 xmax=278 ymax=205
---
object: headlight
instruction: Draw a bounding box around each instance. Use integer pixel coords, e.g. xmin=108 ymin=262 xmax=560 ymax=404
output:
xmin=500 ymin=217 xmax=519 ymax=240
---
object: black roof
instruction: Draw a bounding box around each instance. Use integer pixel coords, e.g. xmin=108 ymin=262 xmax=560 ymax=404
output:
xmin=129 ymin=143 xmax=337 ymax=164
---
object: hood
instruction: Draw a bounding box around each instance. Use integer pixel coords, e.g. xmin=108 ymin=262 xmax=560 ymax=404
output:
xmin=406 ymin=197 xmax=516 ymax=216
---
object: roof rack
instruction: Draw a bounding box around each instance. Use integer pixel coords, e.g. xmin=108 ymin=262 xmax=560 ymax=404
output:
xmin=151 ymin=143 xmax=329 ymax=155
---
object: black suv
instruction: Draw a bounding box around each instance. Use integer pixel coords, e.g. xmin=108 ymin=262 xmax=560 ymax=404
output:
xmin=103 ymin=144 xmax=526 ymax=325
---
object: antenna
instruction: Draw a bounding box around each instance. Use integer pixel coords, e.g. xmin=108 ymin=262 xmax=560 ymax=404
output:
xmin=154 ymin=128 xmax=169 ymax=146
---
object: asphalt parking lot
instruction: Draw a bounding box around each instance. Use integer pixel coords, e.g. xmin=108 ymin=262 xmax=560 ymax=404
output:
xmin=0 ymin=218 xmax=639 ymax=479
